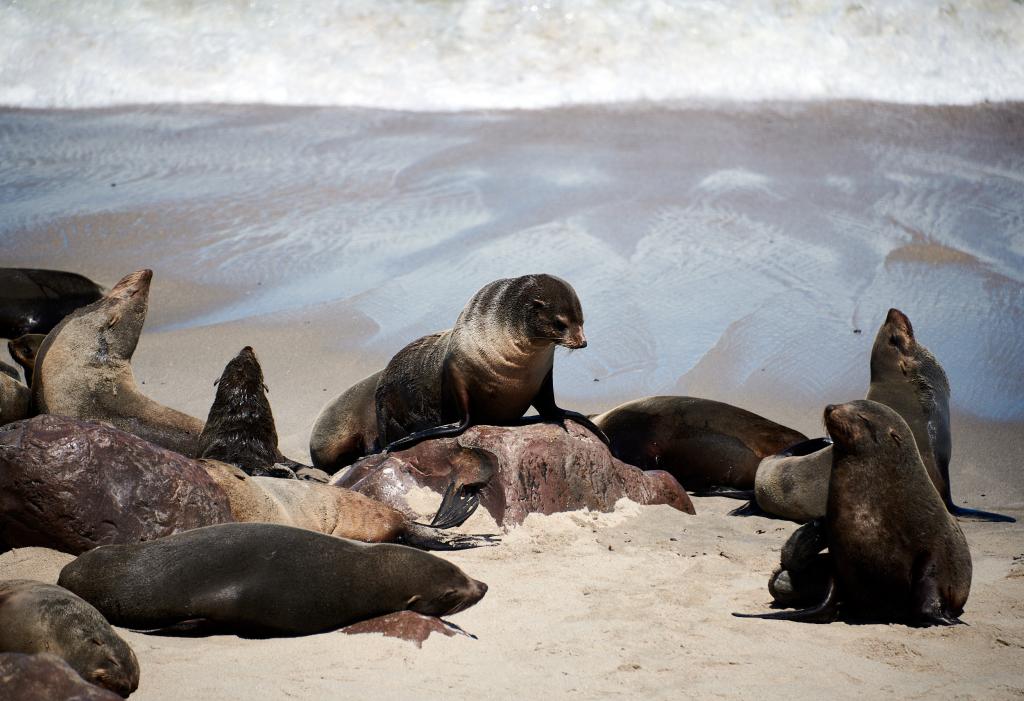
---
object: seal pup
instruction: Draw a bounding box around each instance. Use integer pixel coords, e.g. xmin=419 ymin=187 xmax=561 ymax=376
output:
xmin=0 ymin=267 xmax=104 ymax=338
xmin=591 ymin=396 xmax=807 ymax=492
xmin=375 ymin=274 xmax=608 ymax=452
xmin=309 ymin=370 xmax=382 ymax=473
xmin=8 ymin=333 xmax=44 ymax=386
xmin=32 ymin=269 xmax=205 ymax=457
xmin=197 ymin=346 xmax=305 ymax=477
xmin=0 ymin=579 xmax=140 ymax=696
xmin=58 ymin=522 xmax=490 ymax=637
xmin=735 ymin=400 xmax=973 ymax=626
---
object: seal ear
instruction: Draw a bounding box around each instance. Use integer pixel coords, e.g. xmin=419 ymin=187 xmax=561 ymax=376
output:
xmin=889 ymin=429 xmax=902 ymax=444
xmin=531 ymin=298 xmax=547 ymax=309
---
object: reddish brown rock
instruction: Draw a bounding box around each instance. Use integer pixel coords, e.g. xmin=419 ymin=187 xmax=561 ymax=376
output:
xmin=340 ymin=611 xmax=475 ymax=647
xmin=0 ymin=415 xmax=233 ymax=554
xmin=334 ymin=421 xmax=694 ymax=526
xmin=0 ymin=653 xmax=122 ymax=701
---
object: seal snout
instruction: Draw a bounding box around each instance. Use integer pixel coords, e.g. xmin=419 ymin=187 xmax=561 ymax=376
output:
xmin=562 ymin=329 xmax=588 ymax=349
xmin=109 ymin=269 xmax=153 ymax=299
xmin=885 ymin=307 xmax=914 ymax=337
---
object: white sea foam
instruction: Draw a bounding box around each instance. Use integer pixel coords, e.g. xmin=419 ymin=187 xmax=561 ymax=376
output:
xmin=2 ymin=0 xmax=1023 ymax=110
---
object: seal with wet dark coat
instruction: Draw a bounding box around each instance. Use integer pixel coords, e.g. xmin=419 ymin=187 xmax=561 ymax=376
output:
xmin=735 ymin=400 xmax=973 ymax=626
xmin=32 ymin=269 xmax=205 ymax=457
xmin=197 ymin=346 xmax=305 ymax=477
xmin=0 ymin=579 xmax=140 ymax=697
xmin=58 ymin=522 xmax=489 ymax=637
xmin=0 ymin=268 xmax=104 ymax=339
xmin=591 ymin=395 xmax=807 ymax=492
xmin=8 ymin=333 xmax=44 ymax=386
xmin=309 ymin=370 xmax=382 ymax=473
xmin=751 ymin=308 xmax=1013 ymax=523
xmin=375 ymin=274 xmax=607 ymax=452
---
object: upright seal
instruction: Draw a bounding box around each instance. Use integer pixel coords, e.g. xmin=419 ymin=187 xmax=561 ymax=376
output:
xmin=32 ymin=269 xmax=205 ymax=457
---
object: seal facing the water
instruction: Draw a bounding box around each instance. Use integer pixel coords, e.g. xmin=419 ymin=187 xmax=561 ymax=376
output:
xmin=31 ymin=269 xmax=205 ymax=457
xmin=736 ymin=400 xmax=973 ymax=625
xmin=375 ymin=274 xmax=607 ymax=452
xmin=58 ymin=522 xmax=489 ymax=637
xmin=0 ymin=579 xmax=139 ymax=697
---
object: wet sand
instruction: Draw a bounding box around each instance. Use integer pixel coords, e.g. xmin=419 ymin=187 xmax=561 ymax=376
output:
xmin=1 ymin=101 xmax=1022 ymax=698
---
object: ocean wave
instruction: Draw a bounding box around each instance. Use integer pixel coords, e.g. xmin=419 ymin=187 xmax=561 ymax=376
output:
xmin=2 ymin=0 xmax=1023 ymax=110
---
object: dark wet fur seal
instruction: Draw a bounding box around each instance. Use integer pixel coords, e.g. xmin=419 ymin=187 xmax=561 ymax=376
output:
xmin=58 ymin=522 xmax=489 ymax=637
xmin=592 ymin=396 xmax=807 ymax=492
xmin=735 ymin=400 xmax=972 ymax=626
xmin=8 ymin=333 xmax=44 ymax=386
xmin=198 ymin=346 xmax=306 ymax=477
xmin=32 ymin=269 xmax=205 ymax=457
xmin=309 ymin=370 xmax=382 ymax=473
xmin=0 ymin=579 xmax=140 ymax=696
xmin=376 ymin=274 xmax=607 ymax=451
xmin=0 ymin=268 xmax=104 ymax=338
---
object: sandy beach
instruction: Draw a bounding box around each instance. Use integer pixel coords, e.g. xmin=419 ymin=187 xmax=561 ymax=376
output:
xmin=2 ymin=101 xmax=1023 ymax=698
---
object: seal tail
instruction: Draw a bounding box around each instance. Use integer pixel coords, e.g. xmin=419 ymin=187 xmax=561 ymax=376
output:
xmin=400 ymin=523 xmax=500 ymax=551
xmin=689 ymin=487 xmax=755 ymax=500
xmin=949 ymin=505 xmax=1016 ymax=523
xmin=429 ymin=480 xmax=481 ymax=529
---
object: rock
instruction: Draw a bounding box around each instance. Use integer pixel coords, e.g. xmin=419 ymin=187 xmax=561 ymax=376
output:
xmin=0 ymin=652 xmax=122 ymax=701
xmin=334 ymin=421 xmax=694 ymax=526
xmin=340 ymin=611 xmax=475 ymax=647
xmin=0 ymin=415 xmax=233 ymax=554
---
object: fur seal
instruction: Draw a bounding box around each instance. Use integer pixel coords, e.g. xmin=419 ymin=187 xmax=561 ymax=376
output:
xmin=0 ymin=268 xmax=104 ymax=338
xmin=375 ymin=274 xmax=608 ymax=452
xmin=0 ymin=652 xmax=124 ymax=701
xmin=197 ymin=346 xmax=305 ymax=477
xmin=202 ymin=459 xmax=497 ymax=550
xmin=58 ymin=522 xmax=489 ymax=637
xmin=309 ymin=370 xmax=382 ymax=473
xmin=591 ymin=396 xmax=807 ymax=492
xmin=8 ymin=333 xmax=44 ymax=386
xmin=0 ymin=579 xmax=140 ymax=696
xmin=751 ymin=309 xmax=1013 ymax=523
xmin=735 ymin=400 xmax=973 ymax=625
xmin=32 ymin=269 xmax=205 ymax=457
xmin=1 ymin=369 xmax=31 ymax=426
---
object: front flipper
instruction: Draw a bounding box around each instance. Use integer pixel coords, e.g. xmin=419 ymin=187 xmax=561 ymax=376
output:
xmin=689 ymin=487 xmax=755 ymax=500
xmin=911 ymin=552 xmax=967 ymax=627
xmin=949 ymin=504 xmax=1016 ymax=523
xmin=733 ymin=576 xmax=839 ymax=623
xmin=530 ymin=368 xmax=610 ymax=445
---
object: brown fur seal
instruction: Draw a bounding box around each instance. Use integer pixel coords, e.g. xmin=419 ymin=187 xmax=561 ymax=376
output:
xmin=31 ymin=269 xmax=205 ymax=457
xmin=735 ymin=400 xmax=973 ymax=625
xmin=0 ymin=268 xmax=104 ymax=338
xmin=0 ymin=579 xmax=140 ymax=696
xmin=1 ymin=369 xmax=31 ymax=426
xmin=752 ymin=308 xmax=1013 ymax=523
xmin=0 ymin=652 xmax=124 ymax=701
xmin=202 ymin=459 xmax=497 ymax=550
xmin=309 ymin=370 xmax=382 ymax=473
xmin=197 ymin=346 xmax=304 ymax=477
xmin=58 ymin=522 xmax=489 ymax=637
xmin=376 ymin=274 xmax=607 ymax=452
xmin=8 ymin=333 xmax=44 ymax=386
xmin=591 ymin=396 xmax=807 ymax=492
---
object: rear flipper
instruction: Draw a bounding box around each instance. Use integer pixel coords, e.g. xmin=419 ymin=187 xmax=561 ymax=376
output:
xmin=429 ymin=480 xmax=482 ymax=529
xmin=384 ymin=416 xmax=471 ymax=454
xmin=733 ymin=576 xmax=839 ymax=623
xmin=400 ymin=523 xmax=500 ymax=551
xmin=949 ymin=504 xmax=1016 ymax=523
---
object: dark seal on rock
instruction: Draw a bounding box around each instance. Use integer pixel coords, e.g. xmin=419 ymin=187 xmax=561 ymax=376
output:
xmin=0 ymin=653 xmax=123 ymax=701
xmin=309 ymin=370 xmax=382 ymax=473
xmin=8 ymin=333 xmax=44 ymax=386
xmin=592 ymin=395 xmax=807 ymax=493
xmin=58 ymin=522 xmax=489 ymax=637
xmin=197 ymin=346 xmax=305 ymax=477
xmin=0 ymin=580 xmax=139 ymax=697
xmin=0 ymin=268 xmax=104 ymax=338
xmin=32 ymin=269 xmax=205 ymax=457
xmin=335 ymin=421 xmax=694 ymax=527
xmin=735 ymin=400 xmax=973 ymax=626
xmin=0 ymin=415 xmax=232 ymax=554
xmin=375 ymin=274 xmax=608 ymax=452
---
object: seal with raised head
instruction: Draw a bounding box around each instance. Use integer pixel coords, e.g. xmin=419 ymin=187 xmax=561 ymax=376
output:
xmin=0 ymin=579 xmax=140 ymax=697
xmin=0 ymin=268 xmax=104 ymax=338
xmin=8 ymin=333 xmax=44 ymax=386
xmin=197 ymin=346 xmax=305 ymax=477
xmin=32 ymin=269 xmax=205 ymax=457
xmin=591 ymin=395 xmax=807 ymax=492
xmin=309 ymin=370 xmax=382 ymax=473
xmin=58 ymin=522 xmax=489 ymax=637
xmin=375 ymin=274 xmax=607 ymax=452
xmin=751 ymin=308 xmax=1013 ymax=523
xmin=735 ymin=400 xmax=973 ymax=626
